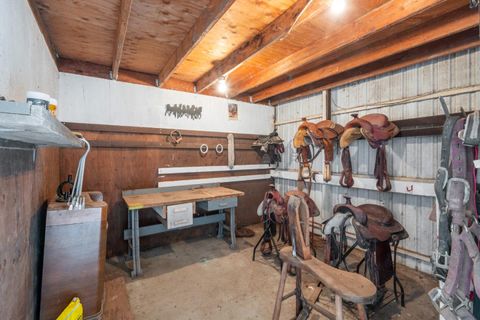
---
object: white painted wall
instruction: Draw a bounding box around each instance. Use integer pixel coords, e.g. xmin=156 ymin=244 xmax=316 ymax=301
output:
xmin=275 ymin=47 xmax=480 ymax=273
xmin=58 ymin=73 xmax=274 ymax=135
xmin=0 ymin=1 xmax=58 ymax=100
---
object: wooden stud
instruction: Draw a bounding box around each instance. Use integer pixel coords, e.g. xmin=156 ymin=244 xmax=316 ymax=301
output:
xmin=356 ymin=304 xmax=367 ymax=320
xmin=251 ymin=7 xmax=477 ymax=102
xmin=157 ymin=0 xmax=236 ymax=86
xmin=227 ymin=0 xmax=462 ymax=98
xmin=335 ymin=295 xmax=343 ymax=320
xmin=272 ymin=262 xmax=289 ymax=320
xmin=112 ymin=0 xmax=133 ymax=80
xmin=322 ymin=89 xmax=331 ymax=120
xmin=195 ymin=0 xmax=315 ymax=93
xmin=269 ymin=29 xmax=480 ymax=105
xmin=296 ymin=267 xmax=303 ymax=317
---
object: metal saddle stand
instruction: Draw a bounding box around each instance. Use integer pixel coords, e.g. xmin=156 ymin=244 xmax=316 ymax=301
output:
xmin=252 ymin=216 xmax=281 ymax=262
xmin=323 ymin=195 xmax=408 ymax=310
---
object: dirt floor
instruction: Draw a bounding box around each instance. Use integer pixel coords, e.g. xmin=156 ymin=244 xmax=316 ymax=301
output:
xmin=103 ymin=224 xmax=438 ymax=320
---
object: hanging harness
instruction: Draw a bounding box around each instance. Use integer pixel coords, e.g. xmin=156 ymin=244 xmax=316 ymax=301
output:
xmin=429 ymin=100 xmax=480 ymax=319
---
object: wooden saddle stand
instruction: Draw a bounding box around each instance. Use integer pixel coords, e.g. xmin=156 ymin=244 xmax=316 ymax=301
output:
xmin=272 ymin=194 xmax=377 ymax=320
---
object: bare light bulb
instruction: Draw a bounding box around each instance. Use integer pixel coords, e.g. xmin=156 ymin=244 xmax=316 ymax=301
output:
xmin=331 ymin=0 xmax=346 ymax=14
xmin=217 ymin=77 xmax=228 ymax=94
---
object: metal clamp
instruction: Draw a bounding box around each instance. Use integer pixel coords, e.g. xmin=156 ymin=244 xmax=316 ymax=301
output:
xmin=200 ymin=144 xmax=208 ymax=155
xmin=215 ymin=144 xmax=224 ymax=154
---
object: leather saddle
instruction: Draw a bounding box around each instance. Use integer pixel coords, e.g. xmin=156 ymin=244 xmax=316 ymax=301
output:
xmin=252 ymin=129 xmax=285 ymax=166
xmin=293 ymin=119 xmax=344 ymax=182
xmin=333 ymin=202 xmax=407 ymax=248
xmin=324 ymin=196 xmax=408 ymax=306
xmin=257 ymin=187 xmax=287 ymax=255
xmin=256 ymin=188 xmax=319 ymax=256
xmin=339 ymin=113 xmax=399 ymax=191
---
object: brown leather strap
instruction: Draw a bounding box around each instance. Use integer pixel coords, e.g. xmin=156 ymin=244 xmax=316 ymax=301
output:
xmin=374 ymin=144 xmax=392 ymax=192
xmin=340 ymin=147 xmax=354 ymax=188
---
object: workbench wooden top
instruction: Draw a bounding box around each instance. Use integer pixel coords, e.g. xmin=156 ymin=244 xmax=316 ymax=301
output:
xmin=123 ymin=186 xmax=245 ymax=210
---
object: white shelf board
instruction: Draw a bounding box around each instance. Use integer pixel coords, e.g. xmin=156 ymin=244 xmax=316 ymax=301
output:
xmin=158 ymin=164 xmax=274 ymax=175
xmin=271 ymin=170 xmax=435 ymax=197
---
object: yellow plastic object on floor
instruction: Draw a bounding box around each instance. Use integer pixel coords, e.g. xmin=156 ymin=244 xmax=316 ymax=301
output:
xmin=56 ymin=297 xmax=83 ymax=320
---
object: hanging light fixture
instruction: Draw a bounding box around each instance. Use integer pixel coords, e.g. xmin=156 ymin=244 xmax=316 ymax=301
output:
xmin=217 ymin=76 xmax=228 ymax=94
xmin=331 ymin=0 xmax=346 ymax=14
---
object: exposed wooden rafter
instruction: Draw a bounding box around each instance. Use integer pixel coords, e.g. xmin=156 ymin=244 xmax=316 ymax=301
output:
xmin=157 ymin=0 xmax=236 ymax=87
xmin=195 ymin=0 xmax=315 ymax=93
xmin=112 ymin=0 xmax=133 ymax=80
xmin=228 ymin=0 xmax=463 ymax=98
xmin=59 ymin=58 xmax=195 ymax=92
xmin=267 ymin=29 xmax=480 ymax=105
xmin=252 ymin=7 xmax=478 ymax=102
xmin=27 ymin=0 xmax=58 ymax=64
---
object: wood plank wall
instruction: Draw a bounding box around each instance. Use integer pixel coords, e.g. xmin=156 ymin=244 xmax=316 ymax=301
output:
xmin=0 ymin=147 xmax=59 ymax=319
xmin=60 ymin=123 xmax=271 ymax=257
xmin=274 ymin=48 xmax=480 ymax=273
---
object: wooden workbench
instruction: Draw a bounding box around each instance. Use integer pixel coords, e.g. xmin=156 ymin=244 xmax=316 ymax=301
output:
xmin=123 ymin=186 xmax=244 ymax=278
xmin=123 ymin=187 xmax=244 ymax=209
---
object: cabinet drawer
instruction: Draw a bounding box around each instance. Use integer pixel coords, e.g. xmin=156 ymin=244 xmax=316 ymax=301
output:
xmin=165 ymin=202 xmax=194 ymax=229
xmin=197 ymin=197 xmax=237 ymax=211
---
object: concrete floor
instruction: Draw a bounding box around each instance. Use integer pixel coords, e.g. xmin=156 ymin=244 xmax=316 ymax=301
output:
xmin=105 ymin=224 xmax=438 ymax=320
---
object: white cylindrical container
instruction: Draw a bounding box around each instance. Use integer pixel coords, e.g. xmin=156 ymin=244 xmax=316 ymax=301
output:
xmin=26 ymin=91 xmax=50 ymax=110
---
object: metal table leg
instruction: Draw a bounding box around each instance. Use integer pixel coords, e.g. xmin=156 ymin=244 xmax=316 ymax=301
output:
xmin=217 ymin=209 xmax=224 ymax=239
xmin=131 ymin=209 xmax=142 ymax=278
xmin=230 ymin=207 xmax=236 ymax=249
xmin=127 ymin=209 xmax=132 ymax=259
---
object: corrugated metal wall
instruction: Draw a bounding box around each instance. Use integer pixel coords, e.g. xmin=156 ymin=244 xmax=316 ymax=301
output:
xmin=275 ymin=47 xmax=480 ymax=273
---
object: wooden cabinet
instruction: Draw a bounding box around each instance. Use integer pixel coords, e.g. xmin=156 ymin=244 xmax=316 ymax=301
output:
xmin=40 ymin=192 xmax=108 ymax=320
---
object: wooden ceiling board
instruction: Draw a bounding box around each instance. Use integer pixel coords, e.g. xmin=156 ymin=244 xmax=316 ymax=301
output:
xmin=120 ymin=0 xmax=212 ymax=73
xmin=269 ymin=29 xmax=480 ymax=105
xmin=34 ymin=0 xmax=121 ymax=66
xmin=172 ymin=0 xmax=297 ymax=82
xmin=222 ymin=0 xmax=391 ymax=92
xmin=227 ymin=0 xmax=465 ymax=98
xmin=241 ymin=0 xmax=469 ymax=96
xmin=252 ymin=6 xmax=478 ymax=102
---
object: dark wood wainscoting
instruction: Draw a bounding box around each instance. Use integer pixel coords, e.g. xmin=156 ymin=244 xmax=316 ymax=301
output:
xmin=60 ymin=123 xmax=271 ymax=257
xmin=0 ymin=147 xmax=59 ymax=319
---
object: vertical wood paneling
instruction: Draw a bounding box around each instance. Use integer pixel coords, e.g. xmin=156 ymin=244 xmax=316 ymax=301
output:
xmin=274 ymin=47 xmax=480 ymax=272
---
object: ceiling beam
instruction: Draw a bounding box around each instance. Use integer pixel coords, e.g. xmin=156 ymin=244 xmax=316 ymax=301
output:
xmin=58 ymin=58 xmax=195 ymax=92
xmin=252 ymin=7 xmax=477 ymax=102
xmin=112 ymin=0 xmax=133 ymax=80
xmin=27 ymin=0 xmax=58 ymax=64
xmin=157 ymin=0 xmax=236 ymax=87
xmin=195 ymin=0 xmax=315 ymax=93
xmin=267 ymin=29 xmax=480 ymax=106
xmin=228 ymin=0 xmax=464 ymax=98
